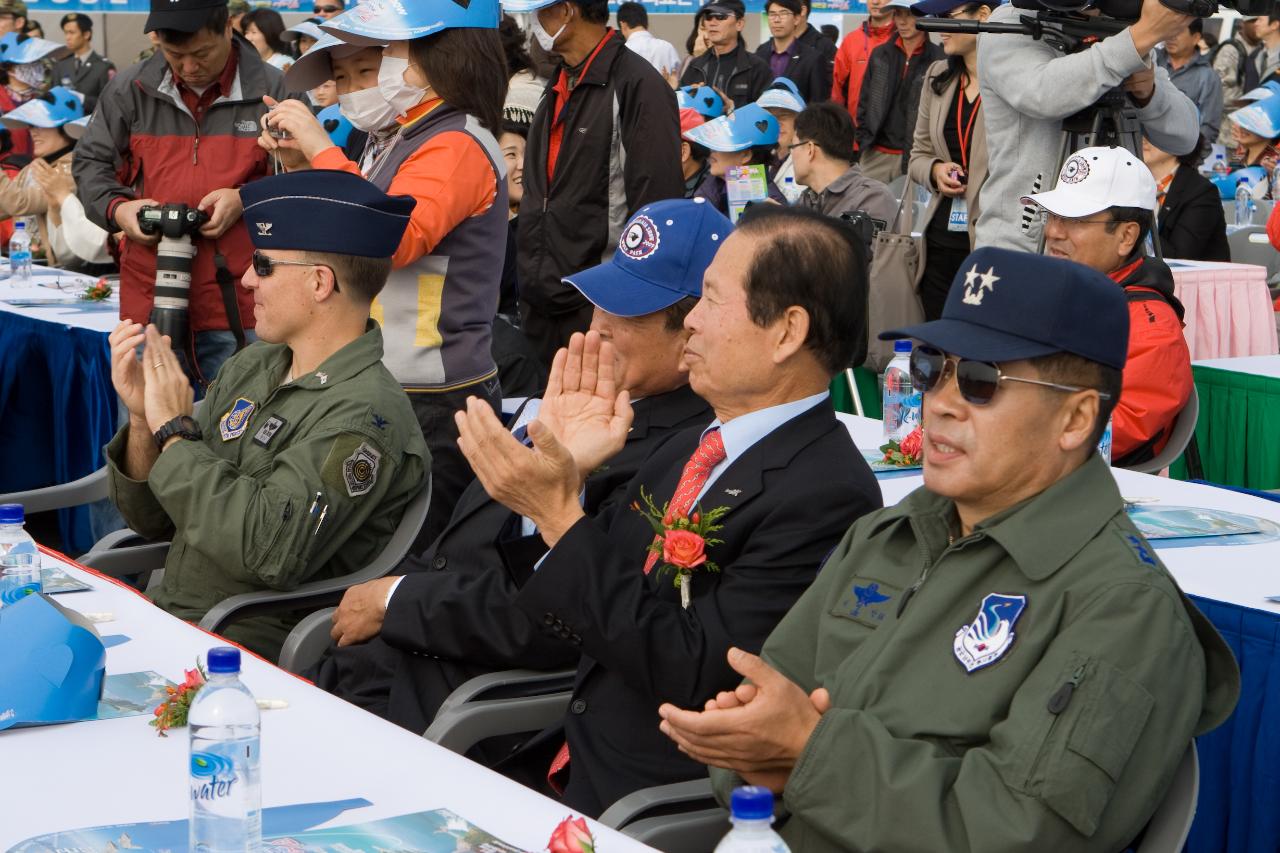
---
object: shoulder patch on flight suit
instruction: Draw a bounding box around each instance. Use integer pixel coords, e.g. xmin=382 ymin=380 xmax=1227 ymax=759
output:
xmin=1119 ymin=531 xmax=1158 ymax=567
xmin=832 ymin=576 xmax=902 ymax=628
xmin=953 ymin=593 xmax=1027 ymax=673
xmin=219 ymin=398 xmax=256 ymax=441
xmin=322 ymin=433 xmax=383 ymax=498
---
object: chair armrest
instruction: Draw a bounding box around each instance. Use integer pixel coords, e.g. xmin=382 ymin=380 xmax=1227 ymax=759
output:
xmin=424 ymin=690 xmax=571 ymax=755
xmin=599 ymin=779 xmax=719 ymax=829
xmin=435 ymin=668 xmax=579 ymax=717
xmin=1 ymin=466 xmax=109 ymax=514
xmin=78 ymin=540 xmax=170 ymax=581
xmin=277 ymin=607 xmax=336 ymax=675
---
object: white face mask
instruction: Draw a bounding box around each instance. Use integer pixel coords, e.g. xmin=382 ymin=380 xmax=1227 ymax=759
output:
xmin=531 ymin=7 xmax=570 ymax=53
xmin=377 ymin=54 xmax=428 ymax=118
xmin=339 ymin=86 xmax=400 ymax=133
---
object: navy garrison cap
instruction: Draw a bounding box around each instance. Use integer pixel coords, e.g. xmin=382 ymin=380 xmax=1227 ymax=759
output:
xmin=240 ymin=170 xmax=415 ymax=259
xmin=881 ymin=247 xmax=1130 ymax=371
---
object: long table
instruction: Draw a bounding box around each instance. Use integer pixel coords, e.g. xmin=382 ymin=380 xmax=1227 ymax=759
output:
xmin=843 ymin=414 xmax=1280 ymax=852
xmin=0 ymin=549 xmax=656 ymax=852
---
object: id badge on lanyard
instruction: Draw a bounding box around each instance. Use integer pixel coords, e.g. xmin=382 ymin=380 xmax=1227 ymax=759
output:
xmin=948 ymin=198 xmax=969 ymax=232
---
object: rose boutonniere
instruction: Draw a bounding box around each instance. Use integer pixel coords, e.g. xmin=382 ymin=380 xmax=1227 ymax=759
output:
xmin=547 ymin=816 xmax=595 ymax=853
xmin=80 ymin=278 xmax=113 ymax=302
xmin=149 ymin=661 xmax=206 ymax=736
xmin=879 ymin=425 xmax=923 ymax=467
xmin=633 ymin=487 xmax=730 ymax=608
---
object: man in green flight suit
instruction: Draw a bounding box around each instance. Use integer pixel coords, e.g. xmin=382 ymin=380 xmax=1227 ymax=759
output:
xmin=105 ymin=169 xmax=428 ymax=661
xmin=659 ymin=247 xmax=1240 ymax=852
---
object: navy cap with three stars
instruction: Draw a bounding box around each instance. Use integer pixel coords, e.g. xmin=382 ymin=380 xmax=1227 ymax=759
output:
xmin=881 ymin=247 xmax=1129 ymax=371
xmin=239 ymin=170 xmax=416 ymax=259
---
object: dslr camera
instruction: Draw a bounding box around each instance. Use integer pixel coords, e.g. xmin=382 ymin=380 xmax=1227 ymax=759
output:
xmin=138 ymin=203 xmax=210 ymax=356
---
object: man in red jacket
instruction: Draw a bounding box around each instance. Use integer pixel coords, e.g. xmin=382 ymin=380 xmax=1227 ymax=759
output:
xmin=1026 ymin=145 xmax=1194 ymax=468
xmin=831 ymin=0 xmax=893 ymax=132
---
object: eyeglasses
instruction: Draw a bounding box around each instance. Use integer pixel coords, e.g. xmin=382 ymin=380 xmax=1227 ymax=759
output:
xmin=788 ymin=138 xmax=812 ymax=154
xmin=766 ymin=10 xmax=795 ymax=19
xmin=1037 ymin=210 xmax=1118 ymax=229
xmin=313 ymin=4 xmax=342 ymax=13
xmin=251 ymin=251 xmax=340 ymax=292
xmin=909 ymin=345 xmax=1111 ymax=405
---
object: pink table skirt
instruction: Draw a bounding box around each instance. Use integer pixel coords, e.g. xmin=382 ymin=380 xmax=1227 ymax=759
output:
xmin=1171 ymin=262 xmax=1279 ymax=360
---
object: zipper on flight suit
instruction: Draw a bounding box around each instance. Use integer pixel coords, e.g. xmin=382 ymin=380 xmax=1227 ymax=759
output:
xmin=897 ymin=529 xmax=976 ymax=618
xmin=1028 ymin=662 xmax=1088 ymax=786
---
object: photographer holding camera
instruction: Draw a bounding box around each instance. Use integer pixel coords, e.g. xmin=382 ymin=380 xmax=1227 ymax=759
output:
xmin=974 ymin=0 xmax=1201 ymax=250
xmin=74 ymin=0 xmax=288 ymax=386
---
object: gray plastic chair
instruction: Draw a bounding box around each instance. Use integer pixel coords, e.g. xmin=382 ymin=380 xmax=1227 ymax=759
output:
xmin=1227 ymin=225 xmax=1278 ymax=274
xmin=277 ymin=606 xmax=336 ymax=675
xmin=599 ymin=779 xmax=728 ymax=853
xmin=423 ymin=667 xmax=577 ymax=753
xmin=0 ymin=466 xmax=109 ymax=515
xmin=1135 ymin=742 xmax=1199 ymax=852
xmin=1121 ymin=387 xmax=1199 ymax=475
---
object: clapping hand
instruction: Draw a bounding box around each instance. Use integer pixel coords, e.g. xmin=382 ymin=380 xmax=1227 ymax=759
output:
xmin=141 ymin=324 xmax=194 ymax=436
xmin=536 ymin=331 xmax=634 ymax=476
xmin=109 ymin=320 xmax=149 ymax=421
xmin=30 ymin=160 xmax=75 ymax=207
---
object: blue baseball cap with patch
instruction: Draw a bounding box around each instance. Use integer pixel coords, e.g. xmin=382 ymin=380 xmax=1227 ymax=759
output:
xmin=241 ymin=170 xmax=416 ymax=259
xmin=683 ymin=102 xmax=779 ymax=152
xmin=322 ymin=0 xmax=499 ymax=46
xmin=756 ymin=77 xmax=805 ymax=114
xmin=564 ymin=198 xmax=732 ymax=317
xmin=881 ymin=247 xmax=1129 ymax=370
xmin=677 ymin=85 xmax=725 ymax=120
xmin=0 ymin=86 xmax=83 ymax=129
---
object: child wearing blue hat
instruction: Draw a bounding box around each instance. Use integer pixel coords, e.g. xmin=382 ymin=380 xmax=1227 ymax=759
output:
xmin=1228 ymin=92 xmax=1280 ymax=186
xmin=683 ymin=102 xmax=790 ymax=215
xmin=757 ymin=77 xmax=807 ymax=202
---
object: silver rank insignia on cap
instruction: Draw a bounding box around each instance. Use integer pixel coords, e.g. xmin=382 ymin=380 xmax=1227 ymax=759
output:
xmin=219 ymin=398 xmax=256 ymax=441
xmin=342 ymin=442 xmax=381 ymax=497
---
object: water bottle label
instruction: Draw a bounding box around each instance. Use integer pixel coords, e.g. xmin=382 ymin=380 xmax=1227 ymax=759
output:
xmin=191 ymin=739 xmax=257 ymax=819
xmin=0 ymin=567 xmax=41 ymax=606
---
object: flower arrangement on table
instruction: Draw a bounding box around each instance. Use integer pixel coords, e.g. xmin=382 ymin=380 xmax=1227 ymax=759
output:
xmin=879 ymin=425 xmax=924 ymax=467
xmin=80 ymin=278 xmax=113 ymax=302
xmin=150 ymin=662 xmax=206 ymax=736
xmin=633 ymin=487 xmax=731 ymax=608
xmin=547 ymin=815 xmax=595 ymax=853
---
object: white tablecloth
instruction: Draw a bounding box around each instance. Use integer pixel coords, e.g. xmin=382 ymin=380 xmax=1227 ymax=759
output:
xmin=1194 ymin=354 xmax=1280 ymax=380
xmin=0 ymin=268 xmax=119 ymax=334
xmin=0 ymin=551 xmax=655 ymax=852
xmin=839 ymin=413 xmax=1280 ymax=615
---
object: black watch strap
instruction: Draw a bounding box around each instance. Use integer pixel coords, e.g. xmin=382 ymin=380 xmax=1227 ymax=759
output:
xmin=153 ymin=415 xmax=203 ymax=450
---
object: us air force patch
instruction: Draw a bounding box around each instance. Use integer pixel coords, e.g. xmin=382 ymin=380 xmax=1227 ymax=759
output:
xmin=252 ymin=415 xmax=287 ymax=448
xmin=342 ymin=442 xmax=381 ymax=497
xmin=219 ymin=398 xmax=256 ymax=441
xmin=954 ymin=593 xmax=1027 ymax=673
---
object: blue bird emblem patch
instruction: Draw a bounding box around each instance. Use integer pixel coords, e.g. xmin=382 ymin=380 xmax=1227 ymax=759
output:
xmin=954 ymin=593 xmax=1027 ymax=673
xmin=219 ymin=397 xmax=256 ymax=441
xmin=850 ymin=582 xmax=891 ymax=618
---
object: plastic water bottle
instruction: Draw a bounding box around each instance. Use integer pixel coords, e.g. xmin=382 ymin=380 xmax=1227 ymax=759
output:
xmin=714 ymin=786 xmax=790 ymax=853
xmin=1097 ymin=417 xmax=1113 ymax=466
xmin=189 ymin=647 xmax=261 ymax=853
xmin=0 ymin=503 xmax=40 ymax=607
xmin=1235 ymin=178 xmax=1253 ymax=225
xmin=882 ymin=340 xmax=920 ymax=441
xmin=8 ymin=220 xmax=30 ymax=285
xmin=1207 ymin=150 xmax=1229 ymax=176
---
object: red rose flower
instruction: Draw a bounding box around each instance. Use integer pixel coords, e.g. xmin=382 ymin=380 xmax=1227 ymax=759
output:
xmin=547 ymin=816 xmax=594 ymax=853
xmin=663 ymin=529 xmax=708 ymax=569
xmin=899 ymin=427 xmax=924 ymax=462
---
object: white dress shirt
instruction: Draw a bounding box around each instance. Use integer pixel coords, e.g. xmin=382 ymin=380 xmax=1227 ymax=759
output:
xmin=625 ymin=29 xmax=681 ymax=76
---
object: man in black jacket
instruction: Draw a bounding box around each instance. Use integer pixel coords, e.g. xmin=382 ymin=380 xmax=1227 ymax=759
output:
xmin=311 ymin=200 xmax=723 ymax=736
xmin=754 ymin=0 xmax=835 ymax=103
xmin=680 ymin=0 xmax=774 ymax=107
xmin=516 ymin=0 xmax=684 ymax=368
xmin=855 ymin=0 xmax=942 ymax=182
xmin=456 ymin=206 xmax=882 ymax=816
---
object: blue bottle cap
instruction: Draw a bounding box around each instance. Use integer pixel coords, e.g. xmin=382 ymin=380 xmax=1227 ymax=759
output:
xmin=0 ymin=504 xmax=24 ymax=524
xmin=894 ymin=339 xmax=913 ymax=354
xmin=730 ymin=786 xmax=774 ymax=820
xmin=207 ymin=646 xmax=241 ymax=674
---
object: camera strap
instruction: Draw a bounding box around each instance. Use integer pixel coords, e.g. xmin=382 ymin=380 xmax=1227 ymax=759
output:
xmin=213 ymin=246 xmax=247 ymax=353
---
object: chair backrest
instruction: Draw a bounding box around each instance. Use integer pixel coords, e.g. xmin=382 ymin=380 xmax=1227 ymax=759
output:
xmin=1123 ymin=386 xmax=1198 ymax=474
xmin=1227 ymin=225 xmax=1275 ymax=268
xmin=1135 ymin=742 xmax=1199 ymax=853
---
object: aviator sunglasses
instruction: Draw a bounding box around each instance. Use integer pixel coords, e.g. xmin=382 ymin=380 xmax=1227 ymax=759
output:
xmin=252 ymin=251 xmax=340 ymax=293
xmin=909 ymin=345 xmax=1111 ymax=405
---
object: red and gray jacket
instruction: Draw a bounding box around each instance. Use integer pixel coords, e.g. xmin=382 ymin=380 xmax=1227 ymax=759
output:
xmin=73 ymin=40 xmax=287 ymax=336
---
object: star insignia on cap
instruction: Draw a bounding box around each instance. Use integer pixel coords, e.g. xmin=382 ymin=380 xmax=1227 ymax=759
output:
xmin=962 ymin=265 xmax=999 ymax=306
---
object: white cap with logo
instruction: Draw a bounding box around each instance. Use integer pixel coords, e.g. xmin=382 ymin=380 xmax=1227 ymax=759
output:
xmin=1022 ymin=145 xmax=1158 ymax=217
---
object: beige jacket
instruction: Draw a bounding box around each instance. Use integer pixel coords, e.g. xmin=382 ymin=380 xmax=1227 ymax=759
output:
xmin=0 ymin=150 xmax=74 ymax=266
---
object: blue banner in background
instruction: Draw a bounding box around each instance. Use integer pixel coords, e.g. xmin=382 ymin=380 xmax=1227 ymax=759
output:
xmin=25 ymin=0 xmax=865 ymax=13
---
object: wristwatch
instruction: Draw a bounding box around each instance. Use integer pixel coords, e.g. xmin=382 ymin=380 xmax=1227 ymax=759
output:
xmin=153 ymin=415 xmax=203 ymax=450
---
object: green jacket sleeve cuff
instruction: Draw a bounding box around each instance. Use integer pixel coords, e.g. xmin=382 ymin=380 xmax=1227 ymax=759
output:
xmin=104 ymin=424 xmax=174 ymax=541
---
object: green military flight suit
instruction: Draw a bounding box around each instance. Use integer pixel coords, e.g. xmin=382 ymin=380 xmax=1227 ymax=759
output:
xmin=712 ymin=454 xmax=1240 ymax=852
xmin=107 ymin=322 xmax=427 ymax=660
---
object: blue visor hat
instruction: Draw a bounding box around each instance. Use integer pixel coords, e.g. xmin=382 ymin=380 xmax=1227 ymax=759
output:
xmin=282 ymin=20 xmax=326 ymax=43
xmin=0 ymin=34 xmax=70 ymax=66
xmin=1231 ymin=94 xmax=1280 ymax=139
xmin=0 ymin=593 xmax=106 ymax=731
xmin=683 ymin=102 xmax=779 ymax=152
xmin=881 ymin=246 xmax=1130 ymax=371
xmin=756 ymin=77 xmax=805 ymax=114
xmin=322 ymin=0 xmax=499 ymax=46
xmin=285 ymin=31 xmax=379 ymax=92
xmin=63 ymin=114 xmax=91 ymax=140
xmin=1240 ymin=81 xmax=1280 ymax=101
xmin=317 ymin=103 xmax=354 ymax=150
xmin=0 ymin=86 xmax=84 ymax=130
xmin=677 ymin=85 xmax=726 ymax=120
xmin=502 ymin=0 xmax=565 ymax=12
xmin=564 ymin=198 xmax=732 ymax=317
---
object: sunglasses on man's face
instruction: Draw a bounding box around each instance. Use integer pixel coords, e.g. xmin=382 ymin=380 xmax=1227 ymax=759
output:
xmin=314 ymin=4 xmax=342 ymax=13
xmin=909 ymin=345 xmax=1109 ymax=405
xmin=252 ymin=251 xmax=340 ymax=292
xmin=704 ymin=12 xmax=732 ymax=20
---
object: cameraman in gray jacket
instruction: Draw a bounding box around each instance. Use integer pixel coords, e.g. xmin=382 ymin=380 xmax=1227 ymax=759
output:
xmin=975 ymin=0 xmax=1199 ymax=250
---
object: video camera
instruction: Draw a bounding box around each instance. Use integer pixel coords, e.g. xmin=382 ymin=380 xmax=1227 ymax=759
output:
xmin=139 ymin=203 xmax=209 ymax=357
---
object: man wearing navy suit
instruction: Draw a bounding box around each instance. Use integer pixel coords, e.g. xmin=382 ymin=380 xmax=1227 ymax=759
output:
xmin=456 ymin=204 xmax=883 ymax=816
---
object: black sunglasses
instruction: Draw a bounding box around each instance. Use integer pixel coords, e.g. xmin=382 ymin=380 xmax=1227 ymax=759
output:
xmin=909 ymin=345 xmax=1110 ymax=405
xmin=252 ymin=251 xmax=339 ymax=292
xmin=704 ymin=11 xmax=733 ymax=20
xmin=313 ymin=4 xmax=342 ymax=13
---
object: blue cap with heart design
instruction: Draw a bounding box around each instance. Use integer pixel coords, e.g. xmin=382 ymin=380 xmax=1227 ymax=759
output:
xmin=564 ymin=198 xmax=732 ymax=317
xmin=0 ymin=593 xmax=105 ymax=731
xmin=317 ymin=104 xmax=354 ymax=149
xmin=683 ymin=102 xmax=779 ymax=152
xmin=677 ymin=85 xmax=725 ymax=120
xmin=0 ymin=33 xmax=69 ymax=66
xmin=321 ymin=0 xmax=499 ymax=46
xmin=0 ymin=86 xmax=83 ymax=130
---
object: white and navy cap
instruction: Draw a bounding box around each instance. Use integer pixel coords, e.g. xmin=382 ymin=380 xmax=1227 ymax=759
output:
xmin=1022 ymin=145 xmax=1157 ymax=217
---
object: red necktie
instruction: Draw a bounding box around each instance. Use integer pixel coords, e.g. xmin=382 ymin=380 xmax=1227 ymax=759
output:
xmin=548 ymin=429 xmax=728 ymax=792
xmin=643 ymin=428 xmax=726 ymax=575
